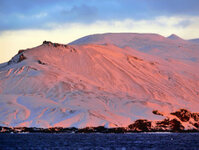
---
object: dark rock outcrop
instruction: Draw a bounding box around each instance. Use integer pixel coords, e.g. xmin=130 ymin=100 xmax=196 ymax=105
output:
xmin=193 ymin=123 xmax=199 ymax=128
xmin=171 ymin=109 xmax=191 ymax=122
xmin=152 ymin=110 xmax=164 ymax=116
xmin=155 ymin=118 xmax=184 ymax=131
xmin=192 ymin=113 xmax=199 ymax=121
xmin=8 ymin=52 xmax=26 ymax=65
xmin=37 ymin=60 xmax=47 ymax=65
xmin=18 ymin=54 xmax=26 ymax=63
xmin=43 ymin=41 xmax=68 ymax=48
xmin=43 ymin=41 xmax=53 ymax=45
xmin=17 ymin=50 xmax=25 ymax=54
xmin=169 ymin=119 xmax=185 ymax=131
xmin=128 ymin=119 xmax=152 ymax=132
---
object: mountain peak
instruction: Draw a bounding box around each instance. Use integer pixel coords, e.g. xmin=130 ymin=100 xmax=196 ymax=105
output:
xmin=167 ymin=34 xmax=183 ymax=40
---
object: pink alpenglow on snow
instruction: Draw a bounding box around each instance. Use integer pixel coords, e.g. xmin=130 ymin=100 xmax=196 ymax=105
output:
xmin=0 ymin=33 xmax=199 ymax=129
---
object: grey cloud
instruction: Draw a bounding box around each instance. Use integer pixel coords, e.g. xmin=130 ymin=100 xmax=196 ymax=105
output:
xmin=175 ymin=20 xmax=192 ymax=28
xmin=0 ymin=0 xmax=199 ymax=31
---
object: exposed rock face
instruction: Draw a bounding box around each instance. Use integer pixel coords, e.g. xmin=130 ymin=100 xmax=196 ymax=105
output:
xmin=43 ymin=41 xmax=52 ymax=45
xmin=8 ymin=51 xmax=26 ymax=65
xmin=155 ymin=119 xmax=184 ymax=131
xmin=43 ymin=40 xmax=68 ymax=48
xmin=192 ymin=113 xmax=199 ymax=122
xmin=152 ymin=110 xmax=164 ymax=116
xmin=155 ymin=119 xmax=170 ymax=130
xmin=153 ymin=109 xmax=199 ymax=131
xmin=128 ymin=119 xmax=152 ymax=132
xmin=18 ymin=54 xmax=26 ymax=63
xmin=171 ymin=109 xmax=191 ymax=122
xmin=194 ymin=123 xmax=199 ymax=128
xmin=125 ymin=109 xmax=199 ymax=132
xmin=17 ymin=50 xmax=25 ymax=54
xmin=37 ymin=60 xmax=47 ymax=65
xmin=169 ymin=119 xmax=185 ymax=131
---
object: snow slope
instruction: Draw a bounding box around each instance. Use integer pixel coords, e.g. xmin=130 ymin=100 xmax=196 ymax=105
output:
xmin=70 ymin=33 xmax=199 ymax=62
xmin=0 ymin=33 xmax=199 ymax=128
xmin=189 ymin=38 xmax=199 ymax=44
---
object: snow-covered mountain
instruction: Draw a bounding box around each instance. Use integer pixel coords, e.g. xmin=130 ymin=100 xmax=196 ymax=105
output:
xmin=167 ymin=34 xmax=184 ymax=41
xmin=70 ymin=33 xmax=199 ymax=61
xmin=0 ymin=33 xmax=199 ymax=129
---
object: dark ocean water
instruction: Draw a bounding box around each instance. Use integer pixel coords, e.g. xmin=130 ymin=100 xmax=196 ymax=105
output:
xmin=0 ymin=133 xmax=199 ymax=150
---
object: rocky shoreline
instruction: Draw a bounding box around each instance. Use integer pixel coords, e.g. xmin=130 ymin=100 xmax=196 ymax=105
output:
xmin=1 ymin=109 xmax=199 ymax=133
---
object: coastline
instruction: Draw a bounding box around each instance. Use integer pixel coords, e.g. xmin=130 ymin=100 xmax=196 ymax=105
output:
xmin=2 ymin=108 xmax=199 ymax=133
xmin=1 ymin=126 xmax=199 ymax=134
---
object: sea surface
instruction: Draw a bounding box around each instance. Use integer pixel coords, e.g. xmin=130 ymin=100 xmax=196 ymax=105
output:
xmin=0 ymin=133 xmax=199 ymax=150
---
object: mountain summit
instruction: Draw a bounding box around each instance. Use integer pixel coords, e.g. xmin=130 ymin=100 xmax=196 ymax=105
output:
xmin=69 ymin=33 xmax=167 ymax=48
xmin=69 ymin=33 xmax=199 ymax=61
xmin=167 ymin=34 xmax=184 ymax=40
xmin=0 ymin=33 xmax=199 ymax=129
